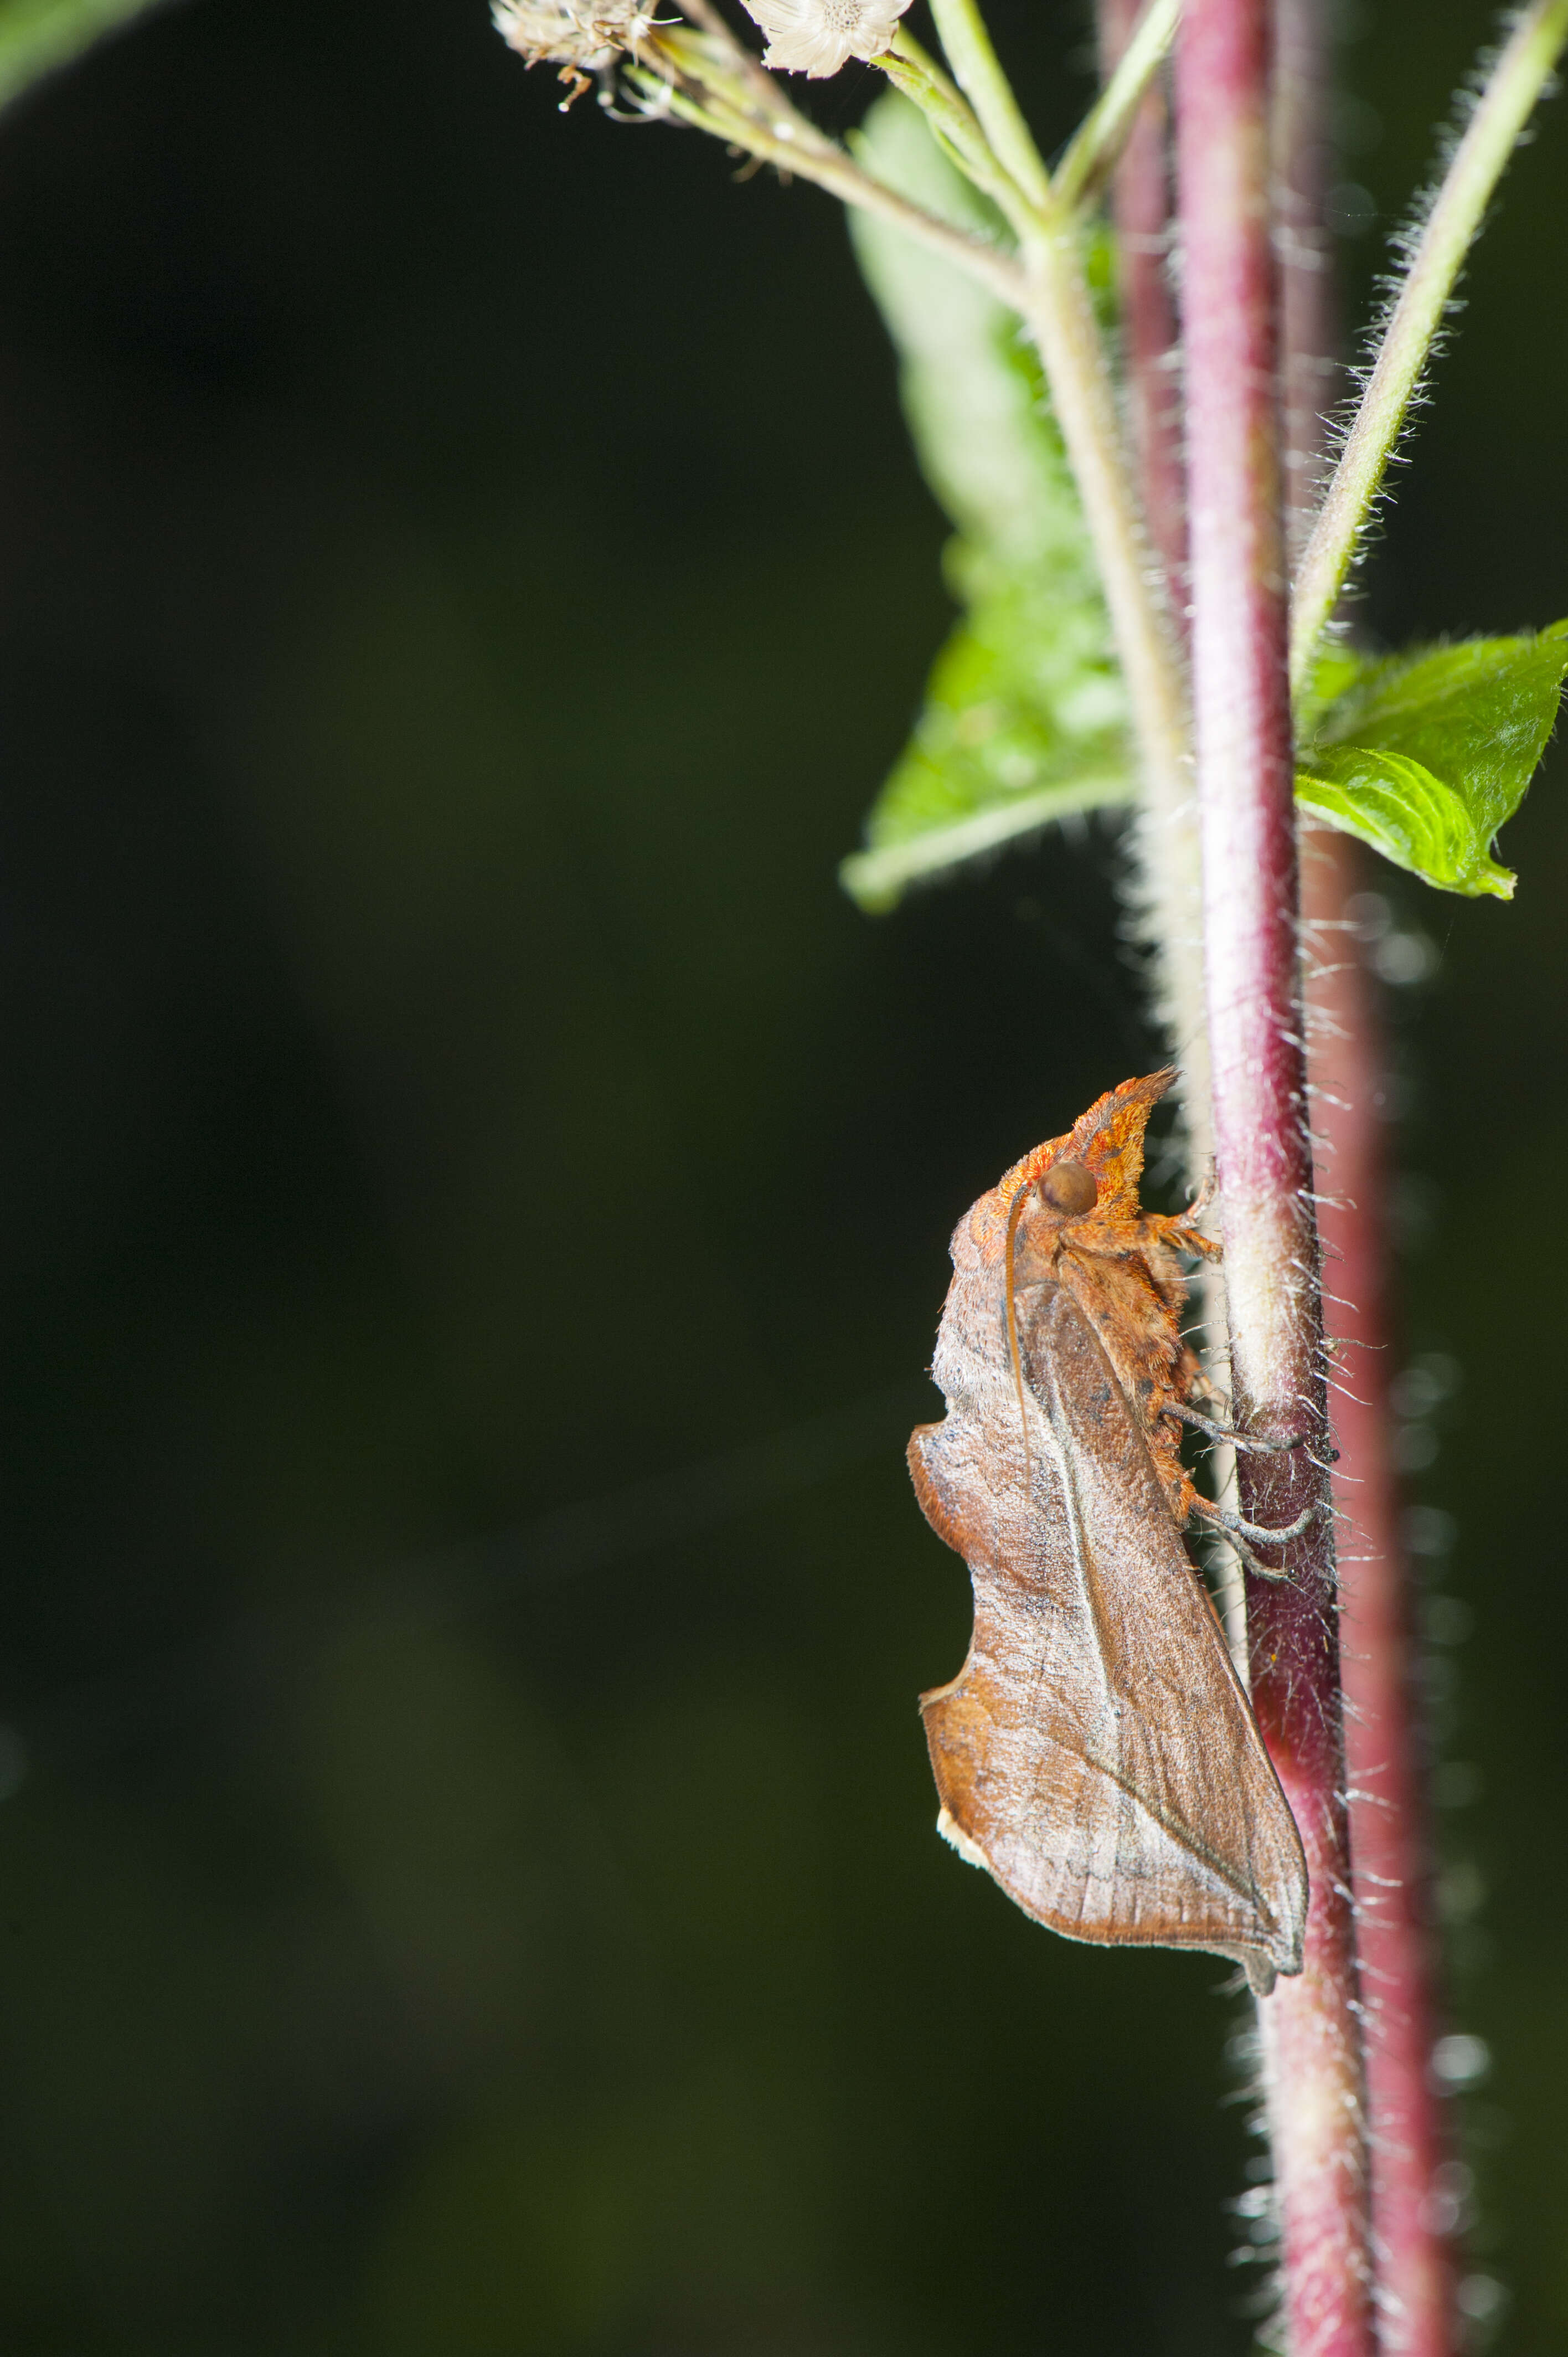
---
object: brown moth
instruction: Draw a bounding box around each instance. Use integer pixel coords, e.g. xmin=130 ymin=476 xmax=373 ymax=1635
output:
xmin=910 ymin=1069 xmax=1308 ymax=1995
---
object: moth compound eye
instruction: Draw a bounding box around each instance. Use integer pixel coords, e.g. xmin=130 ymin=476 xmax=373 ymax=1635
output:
xmin=1039 ymin=1161 xmax=1098 ymax=1217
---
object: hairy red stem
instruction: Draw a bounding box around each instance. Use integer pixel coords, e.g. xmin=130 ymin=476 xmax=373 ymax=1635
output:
xmin=1271 ymin=0 xmax=1337 ymax=570
xmin=1174 ymin=3 xmax=1374 ymax=2350
xmin=1273 ymin=0 xmax=1459 ymax=2341
xmin=1303 ymin=832 xmax=1455 ymax=2354
xmin=1096 ymin=0 xmax=1188 ymax=618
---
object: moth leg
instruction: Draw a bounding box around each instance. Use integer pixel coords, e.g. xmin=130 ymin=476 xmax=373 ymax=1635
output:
xmin=1189 ymin=1494 xmax=1316 ymax=1548
xmin=1199 ymin=1524 xmax=1295 ymax=1584
xmin=1178 ymin=1162 xmax=1218 ymax=1224
xmin=1160 ymin=1401 xmax=1306 ymax=1454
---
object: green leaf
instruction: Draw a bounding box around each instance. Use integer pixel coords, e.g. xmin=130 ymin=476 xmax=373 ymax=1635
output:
xmin=1296 ymin=748 xmax=1514 ymax=899
xmin=840 ymin=96 xmax=1129 ymax=914
xmin=1296 ymin=623 xmax=1568 ymax=898
xmin=0 ymin=0 xmax=168 ymax=112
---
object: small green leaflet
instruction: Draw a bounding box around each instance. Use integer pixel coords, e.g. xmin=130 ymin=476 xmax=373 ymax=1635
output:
xmin=839 ymin=96 xmax=1131 ymax=914
xmin=1298 ymin=623 xmax=1568 ymax=898
xmin=0 ymin=0 xmax=168 ymax=111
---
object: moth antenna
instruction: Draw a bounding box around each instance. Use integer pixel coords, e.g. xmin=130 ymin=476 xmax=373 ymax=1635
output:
xmin=1004 ymin=1179 xmax=1034 ymax=1486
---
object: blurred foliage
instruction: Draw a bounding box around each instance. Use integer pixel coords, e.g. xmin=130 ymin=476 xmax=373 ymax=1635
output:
xmin=0 ymin=1 xmax=1563 ymax=2353
xmin=0 ymin=0 xmax=167 ymax=109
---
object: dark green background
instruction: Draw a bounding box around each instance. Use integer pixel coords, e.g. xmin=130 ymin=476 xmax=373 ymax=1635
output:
xmin=0 ymin=1 xmax=1562 ymax=2348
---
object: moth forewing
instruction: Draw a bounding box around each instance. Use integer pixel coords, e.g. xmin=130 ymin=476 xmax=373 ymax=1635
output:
xmin=910 ymin=1075 xmax=1308 ymax=1996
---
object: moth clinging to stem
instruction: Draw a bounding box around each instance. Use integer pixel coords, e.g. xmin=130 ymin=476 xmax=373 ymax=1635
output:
xmin=910 ymin=1069 xmax=1309 ymax=1996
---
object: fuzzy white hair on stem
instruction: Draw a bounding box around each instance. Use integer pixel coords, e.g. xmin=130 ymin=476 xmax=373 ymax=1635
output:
xmin=738 ymin=0 xmax=912 ymax=78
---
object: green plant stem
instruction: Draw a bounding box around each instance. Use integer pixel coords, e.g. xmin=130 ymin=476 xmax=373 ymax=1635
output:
xmin=883 ymin=22 xmax=966 ymax=106
xmin=881 ymin=32 xmax=1035 ymax=227
xmin=1290 ymin=0 xmax=1568 ymax=696
xmin=637 ymin=46 xmax=1029 ymax=308
xmin=1055 ymin=0 xmax=1182 ymax=213
xmin=667 ymin=0 xmax=802 ymax=116
xmin=915 ymin=0 xmax=1210 ymax=1162
xmin=925 ymin=0 xmax=1053 ymax=212
xmin=1013 ymin=227 xmax=1211 ymax=1162
xmin=891 ymin=12 xmax=1211 ymax=1157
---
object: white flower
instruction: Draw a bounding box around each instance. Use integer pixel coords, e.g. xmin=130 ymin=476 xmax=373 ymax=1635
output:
xmin=492 ymin=0 xmax=654 ymax=76
xmin=739 ymin=0 xmax=911 ymax=77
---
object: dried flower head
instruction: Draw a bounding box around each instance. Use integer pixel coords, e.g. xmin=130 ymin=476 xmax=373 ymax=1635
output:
xmin=739 ymin=0 xmax=911 ymax=77
xmin=493 ymin=0 xmax=656 ymax=91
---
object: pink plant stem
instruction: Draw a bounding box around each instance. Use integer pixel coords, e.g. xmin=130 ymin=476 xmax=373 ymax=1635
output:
xmin=1174 ymin=3 xmax=1375 ymax=2350
xmin=1274 ymin=1 xmax=1454 ymax=2331
xmin=1303 ymin=830 xmax=1455 ymax=2355
xmin=1096 ymin=0 xmax=1188 ymax=618
xmin=1271 ymin=0 xmax=1337 ymax=571
xmin=1272 ymin=1 xmax=1458 ymax=2342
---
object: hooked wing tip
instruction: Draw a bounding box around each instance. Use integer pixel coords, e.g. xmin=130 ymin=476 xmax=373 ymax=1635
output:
xmin=1227 ymin=1946 xmax=1284 ymax=1999
xmin=1234 ymin=1883 xmax=1308 ymax=1996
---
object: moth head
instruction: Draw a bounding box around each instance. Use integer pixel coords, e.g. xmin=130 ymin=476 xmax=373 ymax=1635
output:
xmin=1049 ymin=1065 xmax=1175 ymax=1219
xmin=1038 ymin=1160 xmax=1098 ymax=1218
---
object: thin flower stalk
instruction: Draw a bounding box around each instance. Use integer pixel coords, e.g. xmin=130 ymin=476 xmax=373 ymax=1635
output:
xmin=923 ymin=0 xmax=1053 ymax=209
xmin=508 ymin=0 xmax=1024 ymax=300
xmin=1290 ymin=0 xmax=1568 ymax=694
xmin=898 ymin=0 xmax=1211 ymax=1161
xmin=1010 ymin=224 xmax=1212 ymax=1165
xmin=1058 ymin=0 xmax=1182 ymax=214
xmin=1174 ymin=0 xmax=1374 ymax=2349
xmin=880 ymin=30 xmax=1039 ymax=228
xmin=626 ymin=29 xmax=1029 ymax=306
